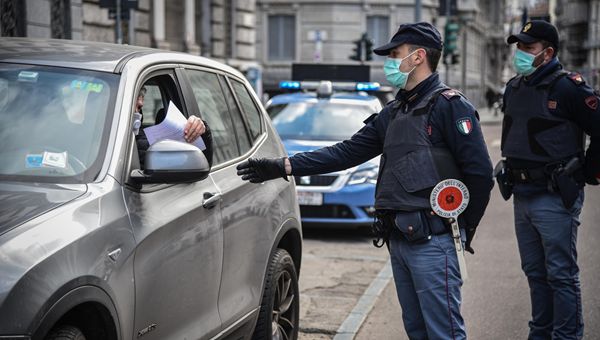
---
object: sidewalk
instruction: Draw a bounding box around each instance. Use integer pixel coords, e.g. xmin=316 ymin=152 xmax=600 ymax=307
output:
xmin=478 ymin=106 xmax=503 ymax=125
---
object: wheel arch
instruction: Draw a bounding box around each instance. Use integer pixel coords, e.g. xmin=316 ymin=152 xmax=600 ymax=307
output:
xmin=31 ymin=284 xmax=120 ymax=340
xmin=273 ymin=217 xmax=302 ymax=276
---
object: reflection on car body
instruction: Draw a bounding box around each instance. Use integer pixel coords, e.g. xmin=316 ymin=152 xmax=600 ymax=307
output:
xmin=267 ymin=80 xmax=383 ymax=228
xmin=0 ymin=38 xmax=302 ymax=340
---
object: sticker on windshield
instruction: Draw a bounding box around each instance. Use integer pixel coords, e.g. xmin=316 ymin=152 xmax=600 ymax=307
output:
xmin=25 ymin=154 xmax=43 ymax=168
xmin=70 ymin=80 xmax=104 ymax=93
xmin=42 ymin=151 xmax=67 ymax=168
xmin=18 ymin=71 xmax=39 ymax=82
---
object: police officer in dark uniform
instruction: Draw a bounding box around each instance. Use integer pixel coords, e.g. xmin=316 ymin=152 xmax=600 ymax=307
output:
xmin=237 ymin=22 xmax=493 ymax=339
xmin=498 ymin=20 xmax=600 ymax=339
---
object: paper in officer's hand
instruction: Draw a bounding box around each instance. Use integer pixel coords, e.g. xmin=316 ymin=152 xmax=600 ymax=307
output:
xmin=143 ymin=101 xmax=206 ymax=150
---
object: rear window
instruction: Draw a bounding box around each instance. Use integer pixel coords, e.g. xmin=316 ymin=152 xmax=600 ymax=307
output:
xmin=0 ymin=64 xmax=119 ymax=183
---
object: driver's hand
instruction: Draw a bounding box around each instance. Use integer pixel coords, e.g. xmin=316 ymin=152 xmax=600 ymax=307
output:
xmin=184 ymin=116 xmax=206 ymax=142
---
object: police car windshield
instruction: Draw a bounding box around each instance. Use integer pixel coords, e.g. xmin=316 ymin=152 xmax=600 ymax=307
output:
xmin=271 ymin=101 xmax=373 ymax=141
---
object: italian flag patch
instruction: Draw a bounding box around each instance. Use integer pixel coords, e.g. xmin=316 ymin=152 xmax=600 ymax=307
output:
xmin=456 ymin=118 xmax=473 ymax=135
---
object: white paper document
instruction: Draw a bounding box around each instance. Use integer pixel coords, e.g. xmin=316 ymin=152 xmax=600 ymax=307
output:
xmin=143 ymin=101 xmax=206 ymax=150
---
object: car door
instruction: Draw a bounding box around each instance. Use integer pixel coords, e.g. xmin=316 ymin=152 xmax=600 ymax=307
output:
xmin=123 ymin=68 xmax=224 ymax=340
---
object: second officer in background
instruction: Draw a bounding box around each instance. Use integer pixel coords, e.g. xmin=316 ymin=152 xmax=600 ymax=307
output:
xmin=237 ymin=22 xmax=494 ymax=339
xmin=498 ymin=20 xmax=600 ymax=339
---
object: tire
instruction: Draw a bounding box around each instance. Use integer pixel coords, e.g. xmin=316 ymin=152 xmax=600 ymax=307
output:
xmin=253 ymin=248 xmax=299 ymax=340
xmin=45 ymin=325 xmax=86 ymax=340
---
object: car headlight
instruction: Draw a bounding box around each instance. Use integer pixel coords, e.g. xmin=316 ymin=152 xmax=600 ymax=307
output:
xmin=347 ymin=167 xmax=378 ymax=185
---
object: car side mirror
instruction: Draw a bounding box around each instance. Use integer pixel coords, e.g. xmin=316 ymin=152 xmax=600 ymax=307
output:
xmin=130 ymin=140 xmax=210 ymax=184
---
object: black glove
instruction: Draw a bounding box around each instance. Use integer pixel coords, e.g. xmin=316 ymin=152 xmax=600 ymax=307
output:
xmin=464 ymin=227 xmax=476 ymax=254
xmin=236 ymin=157 xmax=288 ymax=183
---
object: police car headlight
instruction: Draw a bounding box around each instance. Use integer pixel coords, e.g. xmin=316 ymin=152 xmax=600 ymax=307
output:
xmin=348 ymin=168 xmax=378 ymax=185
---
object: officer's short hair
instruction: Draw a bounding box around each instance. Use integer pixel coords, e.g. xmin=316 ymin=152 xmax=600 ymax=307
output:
xmin=408 ymin=44 xmax=441 ymax=72
xmin=540 ymin=40 xmax=557 ymax=57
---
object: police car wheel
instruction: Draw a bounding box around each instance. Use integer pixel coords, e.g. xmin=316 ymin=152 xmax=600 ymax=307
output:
xmin=45 ymin=325 xmax=86 ymax=340
xmin=252 ymin=248 xmax=299 ymax=340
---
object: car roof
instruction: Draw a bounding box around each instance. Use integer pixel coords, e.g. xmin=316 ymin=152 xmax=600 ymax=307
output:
xmin=0 ymin=38 xmax=241 ymax=76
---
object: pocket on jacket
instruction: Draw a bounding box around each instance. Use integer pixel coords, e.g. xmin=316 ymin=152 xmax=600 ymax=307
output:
xmin=392 ymin=149 xmax=440 ymax=193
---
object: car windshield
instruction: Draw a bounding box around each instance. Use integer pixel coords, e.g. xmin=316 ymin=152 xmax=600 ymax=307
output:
xmin=0 ymin=64 xmax=119 ymax=183
xmin=271 ymin=101 xmax=373 ymax=140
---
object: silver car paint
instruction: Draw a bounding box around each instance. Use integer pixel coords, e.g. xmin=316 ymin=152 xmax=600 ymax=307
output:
xmin=0 ymin=177 xmax=136 ymax=338
xmin=0 ymin=40 xmax=301 ymax=339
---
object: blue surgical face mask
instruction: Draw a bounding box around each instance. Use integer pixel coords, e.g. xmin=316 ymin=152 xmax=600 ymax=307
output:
xmin=513 ymin=48 xmax=545 ymax=76
xmin=384 ymin=50 xmax=418 ymax=89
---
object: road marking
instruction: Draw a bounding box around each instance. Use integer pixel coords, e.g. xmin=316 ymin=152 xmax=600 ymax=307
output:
xmin=332 ymin=258 xmax=393 ymax=340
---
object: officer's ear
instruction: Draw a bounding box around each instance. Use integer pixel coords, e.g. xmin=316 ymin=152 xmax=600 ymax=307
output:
xmin=414 ymin=48 xmax=427 ymax=66
xmin=545 ymin=46 xmax=555 ymax=60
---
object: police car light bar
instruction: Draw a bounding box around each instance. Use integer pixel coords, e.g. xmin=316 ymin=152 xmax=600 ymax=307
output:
xmin=279 ymin=80 xmax=380 ymax=92
xmin=279 ymin=81 xmax=301 ymax=90
xmin=356 ymin=82 xmax=380 ymax=91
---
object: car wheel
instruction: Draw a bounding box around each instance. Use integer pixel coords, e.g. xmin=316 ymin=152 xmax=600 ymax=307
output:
xmin=45 ymin=325 xmax=86 ymax=340
xmin=253 ymin=248 xmax=299 ymax=340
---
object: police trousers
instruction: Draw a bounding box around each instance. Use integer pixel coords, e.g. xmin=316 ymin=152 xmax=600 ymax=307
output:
xmin=389 ymin=226 xmax=466 ymax=340
xmin=514 ymin=190 xmax=584 ymax=340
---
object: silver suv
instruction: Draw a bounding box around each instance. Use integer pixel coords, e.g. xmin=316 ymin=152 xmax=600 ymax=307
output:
xmin=0 ymin=38 xmax=302 ymax=340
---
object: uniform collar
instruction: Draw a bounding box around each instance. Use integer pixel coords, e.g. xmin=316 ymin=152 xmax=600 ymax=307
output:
xmin=524 ymin=57 xmax=562 ymax=85
xmin=396 ymin=73 xmax=441 ymax=104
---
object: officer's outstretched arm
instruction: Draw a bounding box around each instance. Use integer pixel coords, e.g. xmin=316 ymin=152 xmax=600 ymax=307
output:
xmin=236 ymin=157 xmax=289 ymax=183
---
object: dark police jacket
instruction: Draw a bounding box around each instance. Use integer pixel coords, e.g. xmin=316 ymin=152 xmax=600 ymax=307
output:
xmin=289 ymin=73 xmax=494 ymax=230
xmin=502 ymin=58 xmax=600 ymax=188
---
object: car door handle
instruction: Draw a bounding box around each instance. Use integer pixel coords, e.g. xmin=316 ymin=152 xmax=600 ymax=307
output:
xmin=202 ymin=192 xmax=222 ymax=209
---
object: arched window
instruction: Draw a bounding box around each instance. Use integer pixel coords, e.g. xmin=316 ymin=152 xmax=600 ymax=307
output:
xmin=51 ymin=0 xmax=71 ymax=39
xmin=1 ymin=0 xmax=26 ymax=37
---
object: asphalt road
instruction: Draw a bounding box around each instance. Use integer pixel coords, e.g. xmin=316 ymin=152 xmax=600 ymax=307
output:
xmin=297 ymin=123 xmax=600 ymax=339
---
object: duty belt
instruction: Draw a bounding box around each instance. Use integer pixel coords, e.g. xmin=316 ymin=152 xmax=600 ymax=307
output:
xmin=510 ymin=167 xmax=548 ymax=184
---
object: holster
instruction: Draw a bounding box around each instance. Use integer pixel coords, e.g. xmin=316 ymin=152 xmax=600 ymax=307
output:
xmin=371 ymin=211 xmax=394 ymax=248
xmin=550 ymin=157 xmax=582 ymax=209
xmin=494 ymin=160 xmax=513 ymax=201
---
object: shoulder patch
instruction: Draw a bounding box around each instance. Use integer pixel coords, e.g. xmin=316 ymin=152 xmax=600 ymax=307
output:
xmin=441 ymin=89 xmax=461 ymax=100
xmin=567 ymin=72 xmax=585 ymax=85
xmin=456 ymin=117 xmax=473 ymax=135
xmin=585 ymin=96 xmax=598 ymax=110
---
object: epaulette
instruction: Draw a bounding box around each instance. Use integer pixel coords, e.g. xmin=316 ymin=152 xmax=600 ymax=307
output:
xmin=363 ymin=113 xmax=378 ymax=124
xmin=440 ymin=89 xmax=461 ymax=100
xmin=567 ymin=72 xmax=585 ymax=85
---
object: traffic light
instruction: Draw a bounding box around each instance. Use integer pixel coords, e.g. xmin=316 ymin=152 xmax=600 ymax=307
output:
xmin=451 ymin=53 xmax=460 ymax=65
xmin=444 ymin=21 xmax=460 ymax=57
xmin=349 ymin=38 xmax=363 ymax=61
xmin=363 ymin=33 xmax=374 ymax=61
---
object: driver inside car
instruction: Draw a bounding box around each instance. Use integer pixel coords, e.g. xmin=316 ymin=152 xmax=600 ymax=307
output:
xmin=133 ymin=85 xmax=212 ymax=169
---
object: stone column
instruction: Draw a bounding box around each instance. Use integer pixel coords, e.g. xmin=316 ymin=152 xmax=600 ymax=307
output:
xmin=184 ymin=0 xmax=201 ymax=54
xmin=152 ymin=0 xmax=170 ymax=49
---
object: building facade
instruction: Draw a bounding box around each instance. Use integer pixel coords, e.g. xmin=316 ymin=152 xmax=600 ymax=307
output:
xmin=0 ymin=0 xmax=260 ymax=89
xmin=255 ymin=0 xmax=507 ymax=108
xmin=554 ymin=0 xmax=600 ymax=90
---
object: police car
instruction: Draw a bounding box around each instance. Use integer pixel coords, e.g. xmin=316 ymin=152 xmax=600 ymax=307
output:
xmin=267 ymin=80 xmax=383 ymax=227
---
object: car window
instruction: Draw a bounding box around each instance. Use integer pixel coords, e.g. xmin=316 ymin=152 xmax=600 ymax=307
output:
xmin=185 ymin=69 xmax=240 ymax=165
xmin=220 ymin=76 xmax=251 ymax=155
xmin=230 ymin=79 xmax=262 ymax=140
xmin=271 ymin=101 xmax=373 ymax=141
xmin=139 ymin=84 xmax=164 ymax=127
xmin=0 ymin=64 xmax=118 ymax=183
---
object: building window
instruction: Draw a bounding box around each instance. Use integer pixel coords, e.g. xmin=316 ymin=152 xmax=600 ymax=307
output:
xmin=367 ymin=15 xmax=389 ymax=60
xmin=0 ymin=0 xmax=26 ymax=37
xmin=51 ymin=0 xmax=71 ymax=39
xmin=268 ymin=15 xmax=295 ymax=61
